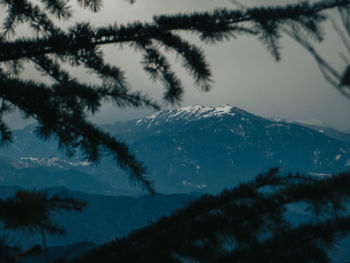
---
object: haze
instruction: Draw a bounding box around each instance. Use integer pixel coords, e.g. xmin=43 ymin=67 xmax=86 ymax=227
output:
xmin=6 ymin=0 xmax=350 ymax=131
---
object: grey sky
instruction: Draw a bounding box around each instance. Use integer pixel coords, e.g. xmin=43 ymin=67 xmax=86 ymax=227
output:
xmin=5 ymin=0 xmax=350 ymax=131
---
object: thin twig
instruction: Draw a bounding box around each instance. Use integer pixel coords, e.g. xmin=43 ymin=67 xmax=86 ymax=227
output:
xmin=0 ymin=17 xmax=15 ymax=42
xmin=283 ymin=27 xmax=341 ymax=81
xmin=227 ymin=0 xmax=350 ymax=100
xmin=338 ymin=7 xmax=350 ymax=37
xmin=339 ymin=52 xmax=350 ymax=65
xmin=40 ymin=228 xmax=50 ymax=263
xmin=228 ymin=0 xmax=247 ymax=9
xmin=330 ymin=17 xmax=350 ymax=54
xmin=318 ymin=61 xmax=340 ymax=88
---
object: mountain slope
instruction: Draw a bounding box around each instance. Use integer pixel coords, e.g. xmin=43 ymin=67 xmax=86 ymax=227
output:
xmin=119 ymin=105 xmax=350 ymax=192
xmin=0 ymin=105 xmax=349 ymax=194
xmin=0 ymin=157 xmax=118 ymax=195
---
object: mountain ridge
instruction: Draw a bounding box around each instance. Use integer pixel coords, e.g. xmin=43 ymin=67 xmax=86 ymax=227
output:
xmin=0 ymin=105 xmax=349 ymax=194
xmin=0 ymin=185 xmax=195 ymax=248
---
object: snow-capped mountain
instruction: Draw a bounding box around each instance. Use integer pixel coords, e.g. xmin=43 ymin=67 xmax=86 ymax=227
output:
xmin=0 ymin=105 xmax=350 ymax=194
xmin=136 ymin=105 xmax=238 ymax=126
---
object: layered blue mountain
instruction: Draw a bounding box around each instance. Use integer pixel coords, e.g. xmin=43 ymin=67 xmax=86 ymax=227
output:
xmin=0 ymin=105 xmax=349 ymax=194
xmin=0 ymin=185 xmax=194 ymax=248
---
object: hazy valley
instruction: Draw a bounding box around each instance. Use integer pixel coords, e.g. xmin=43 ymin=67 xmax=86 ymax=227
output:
xmin=1 ymin=105 xmax=350 ymax=262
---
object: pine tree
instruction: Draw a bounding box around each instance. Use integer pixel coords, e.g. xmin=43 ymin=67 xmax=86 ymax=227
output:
xmin=1 ymin=0 xmax=350 ymax=191
xmin=0 ymin=190 xmax=86 ymax=263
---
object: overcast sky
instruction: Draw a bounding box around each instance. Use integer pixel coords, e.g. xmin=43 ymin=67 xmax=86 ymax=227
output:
xmin=6 ymin=0 xmax=350 ymax=131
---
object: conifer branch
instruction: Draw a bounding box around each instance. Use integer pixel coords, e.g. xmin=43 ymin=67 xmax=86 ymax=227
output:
xmin=0 ymin=0 xmax=349 ymax=192
xmin=75 ymin=170 xmax=350 ymax=263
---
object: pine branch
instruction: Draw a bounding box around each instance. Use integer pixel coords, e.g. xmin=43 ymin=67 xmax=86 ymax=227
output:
xmin=0 ymin=73 xmax=155 ymax=192
xmin=1 ymin=0 xmax=347 ymax=62
xmin=74 ymin=171 xmax=350 ymax=263
xmin=154 ymin=32 xmax=212 ymax=91
xmin=0 ymin=189 xmax=86 ymax=235
xmin=141 ymin=45 xmax=184 ymax=104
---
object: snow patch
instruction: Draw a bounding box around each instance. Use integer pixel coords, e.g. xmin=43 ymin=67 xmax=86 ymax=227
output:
xmin=346 ymin=160 xmax=350 ymax=167
xmin=18 ymin=157 xmax=91 ymax=169
xmin=313 ymin=150 xmax=320 ymax=165
xmin=201 ymin=105 xmax=236 ymax=118
xmin=138 ymin=105 xmax=237 ymax=128
xmin=335 ymin=154 xmax=342 ymax=161
xmin=267 ymin=123 xmax=285 ymax=128
xmin=182 ymin=180 xmax=207 ymax=189
xmin=309 ymin=172 xmax=331 ymax=177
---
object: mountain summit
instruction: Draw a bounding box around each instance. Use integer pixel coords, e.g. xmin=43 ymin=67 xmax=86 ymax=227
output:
xmin=137 ymin=105 xmax=238 ymax=125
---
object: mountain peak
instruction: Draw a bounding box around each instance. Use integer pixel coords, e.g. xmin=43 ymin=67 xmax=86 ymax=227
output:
xmin=166 ymin=104 xmax=237 ymax=118
xmin=137 ymin=105 xmax=238 ymax=127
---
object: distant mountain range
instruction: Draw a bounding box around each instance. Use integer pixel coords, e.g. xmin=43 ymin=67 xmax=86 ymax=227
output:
xmin=1 ymin=105 xmax=349 ymax=262
xmin=0 ymin=105 xmax=349 ymax=194
xmin=22 ymin=241 xmax=97 ymax=263
xmin=292 ymin=121 xmax=350 ymax=142
xmin=0 ymin=185 xmax=194 ymax=248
